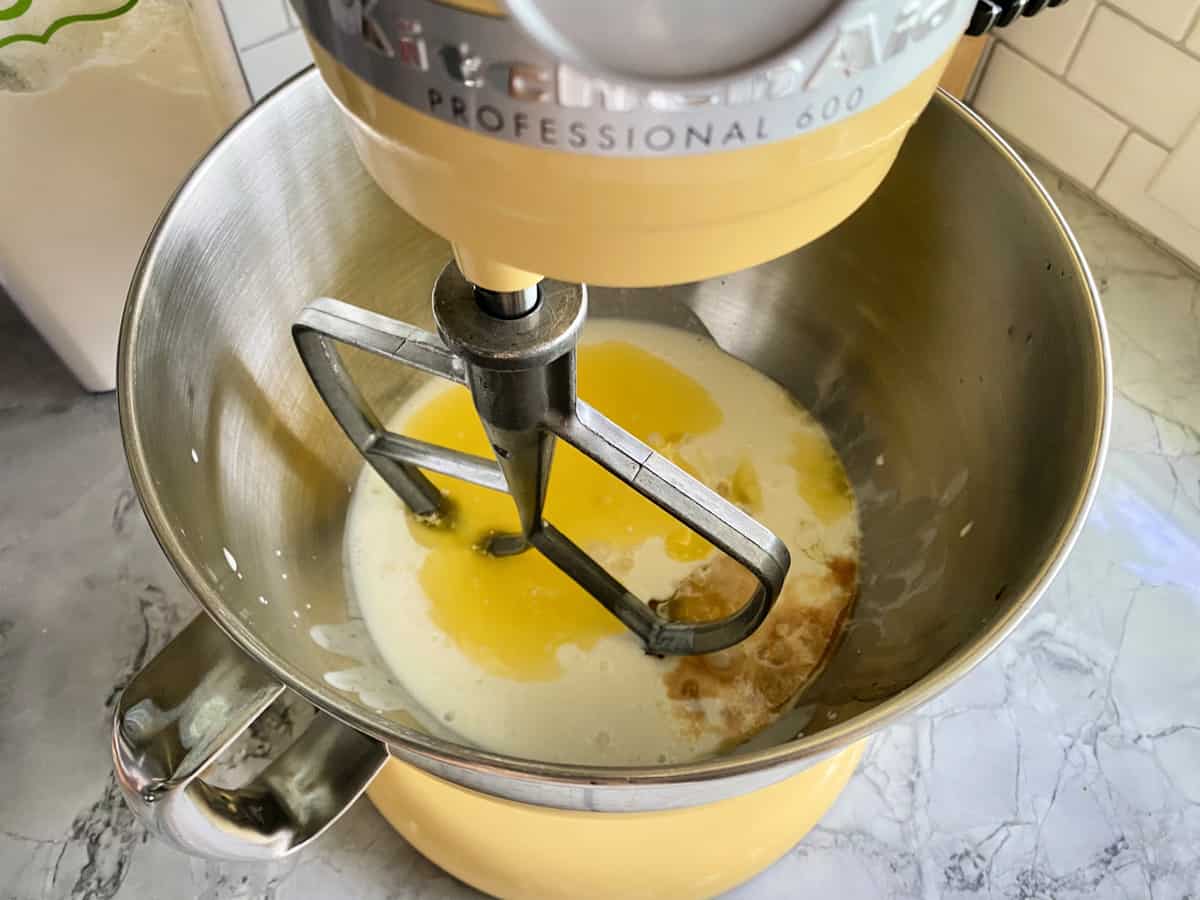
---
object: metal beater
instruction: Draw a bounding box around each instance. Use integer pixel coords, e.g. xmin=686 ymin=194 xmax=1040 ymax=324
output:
xmin=294 ymin=262 xmax=790 ymax=655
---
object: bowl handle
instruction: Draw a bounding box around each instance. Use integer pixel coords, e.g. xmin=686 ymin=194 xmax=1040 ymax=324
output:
xmin=111 ymin=614 xmax=387 ymax=860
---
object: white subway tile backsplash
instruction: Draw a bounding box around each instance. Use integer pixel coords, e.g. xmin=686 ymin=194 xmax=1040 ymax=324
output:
xmin=1098 ymin=134 xmax=1200 ymax=263
xmin=1108 ymin=0 xmax=1200 ymax=40
xmin=220 ymin=0 xmax=289 ymax=50
xmin=973 ymin=2 xmax=1200 ymax=268
xmin=975 ymin=45 xmax=1126 ymax=187
xmin=239 ymin=30 xmax=313 ymax=100
xmin=1148 ymin=119 xmax=1200 ymax=228
xmin=1068 ymin=7 xmax=1200 ymax=146
xmin=997 ymin=1 xmax=1096 ymax=74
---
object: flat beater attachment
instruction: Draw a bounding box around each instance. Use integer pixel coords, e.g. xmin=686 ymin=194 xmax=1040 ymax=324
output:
xmin=293 ymin=262 xmax=790 ymax=655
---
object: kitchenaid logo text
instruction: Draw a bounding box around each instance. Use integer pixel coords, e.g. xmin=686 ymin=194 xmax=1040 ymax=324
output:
xmin=324 ymin=0 xmax=962 ymax=155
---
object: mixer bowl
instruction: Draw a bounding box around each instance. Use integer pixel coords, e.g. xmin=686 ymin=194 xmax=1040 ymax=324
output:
xmin=115 ymin=71 xmax=1108 ymax=865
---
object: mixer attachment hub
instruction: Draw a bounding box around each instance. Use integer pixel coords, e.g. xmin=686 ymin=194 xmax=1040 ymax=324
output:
xmin=294 ymin=261 xmax=791 ymax=655
xmin=473 ymin=283 xmax=541 ymax=320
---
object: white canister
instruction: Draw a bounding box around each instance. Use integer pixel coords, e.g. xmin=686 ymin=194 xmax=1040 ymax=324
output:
xmin=0 ymin=0 xmax=248 ymax=391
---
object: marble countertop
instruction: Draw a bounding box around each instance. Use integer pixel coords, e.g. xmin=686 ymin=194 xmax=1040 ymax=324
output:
xmin=2 ymin=164 xmax=1199 ymax=900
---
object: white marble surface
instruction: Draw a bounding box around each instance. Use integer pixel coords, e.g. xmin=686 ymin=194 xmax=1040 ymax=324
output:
xmin=2 ymin=166 xmax=1199 ymax=899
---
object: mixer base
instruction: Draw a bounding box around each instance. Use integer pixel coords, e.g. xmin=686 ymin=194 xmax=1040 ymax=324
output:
xmin=368 ymin=743 xmax=865 ymax=899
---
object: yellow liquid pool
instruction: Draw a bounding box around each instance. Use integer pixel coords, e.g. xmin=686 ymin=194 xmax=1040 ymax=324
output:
xmin=403 ymin=341 xmax=728 ymax=681
xmin=398 ymin=338 xmax=853 ymax=682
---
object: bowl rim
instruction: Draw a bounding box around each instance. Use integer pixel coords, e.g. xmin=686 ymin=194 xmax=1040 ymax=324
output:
xmin=118 ymin=71 xmax=1112 ymax=791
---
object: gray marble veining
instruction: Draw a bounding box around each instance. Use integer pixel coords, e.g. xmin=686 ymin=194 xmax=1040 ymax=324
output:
xmin=2 ymin=163 xmax=1198 ymax=899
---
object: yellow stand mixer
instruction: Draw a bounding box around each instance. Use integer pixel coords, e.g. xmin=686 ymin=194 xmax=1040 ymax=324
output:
xmin=108 ymin=1 xmax=1095 ymax=897
xmin=281 ymin=0 xmax=1070 ymax=895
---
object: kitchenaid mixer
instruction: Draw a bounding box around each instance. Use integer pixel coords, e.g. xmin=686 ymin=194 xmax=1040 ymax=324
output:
xmin=109 ymin=1 xmax=1108 ymax=896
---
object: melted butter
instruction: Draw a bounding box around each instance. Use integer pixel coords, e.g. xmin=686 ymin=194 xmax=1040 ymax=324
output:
xmin=790 ymin=428 xmax=854 ymax=524
xmin=402 ymin=340 xmax=726 ymax=681
xmin=719 ymin=458 xmax=763 ymax=512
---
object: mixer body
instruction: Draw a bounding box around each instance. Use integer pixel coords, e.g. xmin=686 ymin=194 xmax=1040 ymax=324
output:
xmin=368 ymin=747 xmax=865 ymax=899
xmin=109 ymin=0 xmax=1107 ymax=892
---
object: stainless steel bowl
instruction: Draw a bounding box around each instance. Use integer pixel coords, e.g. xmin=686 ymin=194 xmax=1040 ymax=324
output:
xmin=113 ymin=72 xmax=1109 ymax=858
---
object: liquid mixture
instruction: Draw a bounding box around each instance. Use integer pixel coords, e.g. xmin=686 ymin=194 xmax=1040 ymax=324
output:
xmin=345 ymin=320 xmax=861 ymax=765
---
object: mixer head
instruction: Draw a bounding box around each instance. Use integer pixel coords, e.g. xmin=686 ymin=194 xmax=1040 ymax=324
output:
xmin=290 ymin=0 xmax=980 ymax=290
xmin=295 ymin=261 xmax=789 ymax=654
xmin=289 ymin=0 xmax=1068 ymax=291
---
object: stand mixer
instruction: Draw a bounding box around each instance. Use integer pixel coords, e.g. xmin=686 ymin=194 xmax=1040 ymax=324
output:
xmin=290 ymin=0 xmax=1065 ymax=657
xmin=108 ymin=1 xmax=1108 ymax=896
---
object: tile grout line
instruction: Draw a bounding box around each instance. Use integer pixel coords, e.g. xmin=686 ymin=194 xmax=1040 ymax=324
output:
xmin=1094 ymin=129 xmax=1133 ymax=190
xmin=213 ymin=0 xmax=252 ymax=103
xmin=1146 ymin=108 xmax=1200 ymax=199
xmin=282 ymin=0 xmax=303 ymax=29
xmin=1061 ymin=0 xmax=1102 ymax=75
xmin=1184 ymin=3 xmax=1200 ymax=54
xmin=237 ymin=25 xmax=304 ymax=55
